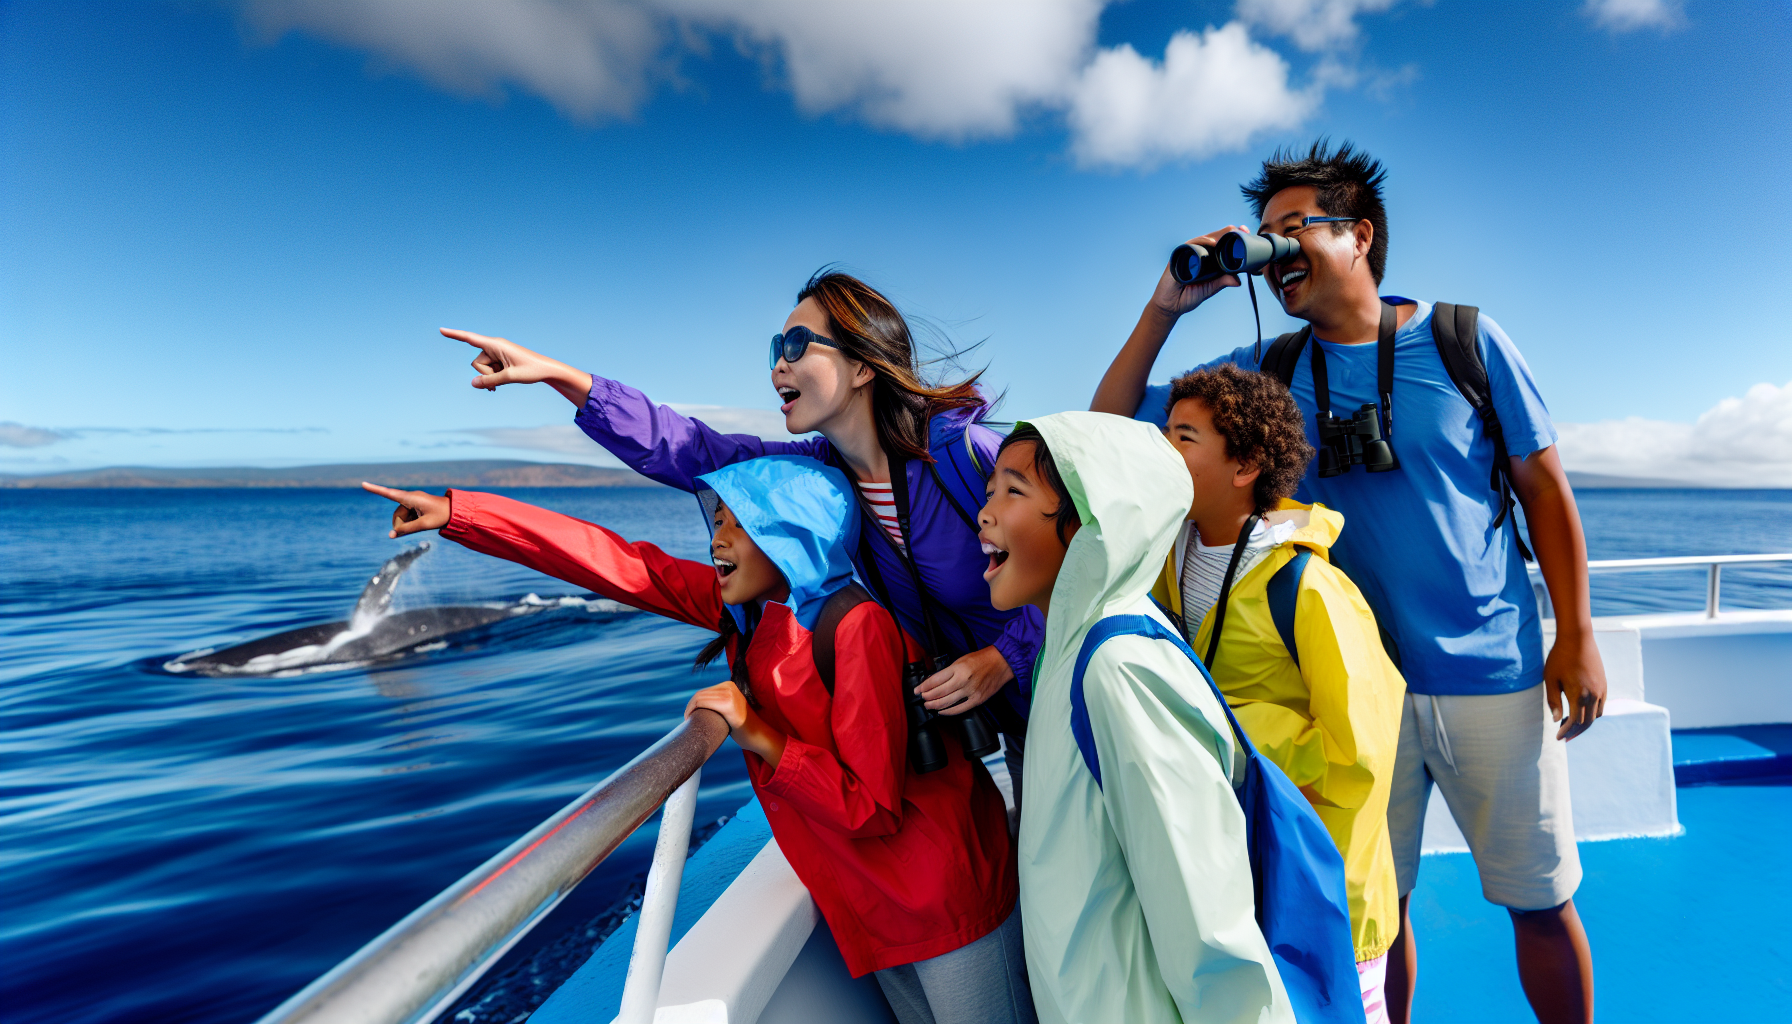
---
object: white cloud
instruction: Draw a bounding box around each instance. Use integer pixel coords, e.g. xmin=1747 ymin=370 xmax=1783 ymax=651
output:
xmin=0 ymin=423 xmax=71 ymax=448
xmin=665 ymin=0 xmax=1103 ymax=140
xmin=455 ymin=424 xmax=615 ymax=457
xmin=1235 ymin=0 xmax=1402 ymax=52
xmin=1556 ymin=381 xmax=1792 ymax=488
xmin=239 ymin=0 xmax=664 ymax=122
xmin=455 ymin=403 xmax=793 ymax=462
xmin=1067 ymin=24 xmax=1318 ymax=170
xmin=666 ymin=403 xmax=792 ymax=439
xmin=230 ymin=0 xmax=1409 ymax=169
xmin=1582 ymin=0 xmax=1683 ymax=34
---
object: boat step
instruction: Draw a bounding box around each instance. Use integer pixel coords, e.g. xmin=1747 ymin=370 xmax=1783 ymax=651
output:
xmin=1672 ymin=725 xmax=1792 ymax=784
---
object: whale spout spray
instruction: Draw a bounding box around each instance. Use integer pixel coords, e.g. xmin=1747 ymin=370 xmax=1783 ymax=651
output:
xmin=352 ymin=543 xmax=432 ymax=629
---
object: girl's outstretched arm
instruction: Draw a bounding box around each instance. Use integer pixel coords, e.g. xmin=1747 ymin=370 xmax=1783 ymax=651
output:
xmin=362 ymin=483 xmax=723 ymax=630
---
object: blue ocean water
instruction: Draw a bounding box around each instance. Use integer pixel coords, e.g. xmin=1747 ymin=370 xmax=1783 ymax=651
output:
xmin=3 ymin=486 xmax=1790 ymax=1024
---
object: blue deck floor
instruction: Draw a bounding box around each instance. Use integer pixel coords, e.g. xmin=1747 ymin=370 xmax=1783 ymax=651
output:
xmin=1409 ymin=757 xmax=1791 ymax=1022
xmin=535 ymin=734 xmax=1792 ymax=1024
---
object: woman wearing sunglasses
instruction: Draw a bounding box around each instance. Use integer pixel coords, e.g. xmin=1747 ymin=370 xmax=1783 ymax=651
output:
xmin=440 ymin=269 xmax=1041 ymax=794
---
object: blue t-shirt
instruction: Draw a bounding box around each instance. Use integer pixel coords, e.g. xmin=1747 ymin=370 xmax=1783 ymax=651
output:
xmin=1137 ymin=299 xmax=1557 ymax=696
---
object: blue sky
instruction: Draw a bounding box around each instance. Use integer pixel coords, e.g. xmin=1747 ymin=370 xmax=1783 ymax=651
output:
xmin=2 ymin=0 xmax=1789 ymax=484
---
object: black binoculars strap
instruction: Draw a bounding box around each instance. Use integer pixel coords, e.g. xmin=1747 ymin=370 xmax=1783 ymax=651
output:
xmin=887 ymin=460 xmax=969 ymax=661
xmin=840 ymin=452 xmax=978 ymax=662
xmin=1202 ymin=513 xmax=1263 ymax=669
xmin=1310 ymin=302 xmax=1398 ymax=441
xmin=1249 ymin=274 xmax=1264 ymax=363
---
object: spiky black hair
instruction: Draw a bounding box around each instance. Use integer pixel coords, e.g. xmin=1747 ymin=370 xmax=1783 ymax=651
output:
xmin=1241 ymin=139 xmax=1390 ymax=283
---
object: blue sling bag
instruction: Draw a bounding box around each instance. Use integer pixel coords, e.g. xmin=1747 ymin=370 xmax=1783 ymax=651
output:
xmin=1070 ymin=613 xmax=1365 ymax=1024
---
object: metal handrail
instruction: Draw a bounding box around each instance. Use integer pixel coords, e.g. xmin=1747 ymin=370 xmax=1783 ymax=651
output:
xmin=1583 ymin=553 xmax=1792 ymax=572
xmin=257 ymin=708 xmax=730 ymax=1024
xmin=1531 ymin=553 xmax=1792 ymax=620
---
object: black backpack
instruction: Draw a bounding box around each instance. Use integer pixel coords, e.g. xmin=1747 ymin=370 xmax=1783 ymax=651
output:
xmin=810 ymin=582 xmax=874 ymax=693
xmin=1258 ymin=302 xmax=1532 ymax=561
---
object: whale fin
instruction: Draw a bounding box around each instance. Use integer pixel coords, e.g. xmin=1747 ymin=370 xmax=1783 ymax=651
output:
xmin=352 ymin=543 xmax=431 ymax=626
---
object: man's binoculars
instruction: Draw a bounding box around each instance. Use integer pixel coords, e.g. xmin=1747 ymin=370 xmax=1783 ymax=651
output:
xmin=1170 ymin=231 xmax=1302 ymax=285
xmin=1316 ymin=403 xmax=1399 ymax=477
xmin=903 ymin=657 xmax=1001 ymax=774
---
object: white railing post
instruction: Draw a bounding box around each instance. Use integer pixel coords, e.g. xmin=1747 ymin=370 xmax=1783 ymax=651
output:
xmin=1707 ymin=563 xmax=1722 ymax=618
xmin=254 ymin=710 xmax=727 ymax=1024
xmin=615 ymin=767 xmax=702 ymax=1024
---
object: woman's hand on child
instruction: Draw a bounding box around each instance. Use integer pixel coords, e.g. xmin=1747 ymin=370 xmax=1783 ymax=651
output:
xmin=441 ymin=328 xmax=594 ymax=407
xmin=688 ymin=681 xmax=788 ymax=767
xmin=362 ymin=483 xmax=451 ymax=538
xmin=917 ymin=645 xmax=1014 ymax=716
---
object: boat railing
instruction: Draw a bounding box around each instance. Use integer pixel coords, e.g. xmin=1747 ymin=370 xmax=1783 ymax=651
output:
xmin=1530 ymin=553 xmax=1792 ymax=620
xmin=255 ymin=708 xmax=730 ymax=1024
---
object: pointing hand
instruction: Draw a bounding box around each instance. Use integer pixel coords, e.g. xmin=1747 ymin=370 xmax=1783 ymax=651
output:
xmin=361 ymin=482 xmax=451 ymax=538
xmin=440 ymin=328 xmax=594 ymax=406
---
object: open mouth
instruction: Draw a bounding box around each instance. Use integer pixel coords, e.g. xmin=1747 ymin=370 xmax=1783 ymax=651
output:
xmin=981 ymin=541 xmax=1009 ymax=580
xmin=1278 ymin=267 xmax=1309 ymax=295
xmin=714 ymin=558 xmax=737 ymax=579
xmin=777 ymin=387 xmax=800 ymax=412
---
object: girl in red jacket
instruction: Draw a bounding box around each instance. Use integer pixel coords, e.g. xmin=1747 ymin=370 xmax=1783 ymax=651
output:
xmin=364 ymin=455 xmax=1033 ymax=1024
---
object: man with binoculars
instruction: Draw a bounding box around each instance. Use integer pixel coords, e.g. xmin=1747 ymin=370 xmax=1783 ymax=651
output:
xmin=1091 ymin=141 xmax=1605 ymax=1024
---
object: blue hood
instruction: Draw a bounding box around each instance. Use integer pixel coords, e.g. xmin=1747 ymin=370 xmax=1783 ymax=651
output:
xmin=695 ymin=456 xmax=860 ymax=632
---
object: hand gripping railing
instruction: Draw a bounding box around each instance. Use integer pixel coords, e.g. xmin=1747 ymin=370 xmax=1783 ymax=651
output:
xmin=257 ymin=708 xmax=730 ymax=1024
xmin=1530 ymin=552 xmax=1792 ymax=620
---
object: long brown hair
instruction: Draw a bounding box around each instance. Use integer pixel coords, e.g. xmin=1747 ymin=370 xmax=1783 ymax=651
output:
xmin=797 ymin=269 xmax=987 ymax=463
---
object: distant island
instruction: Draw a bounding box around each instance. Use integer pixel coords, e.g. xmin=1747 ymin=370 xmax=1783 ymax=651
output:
xmin=0 ymin=460 xmax=660 ymax=489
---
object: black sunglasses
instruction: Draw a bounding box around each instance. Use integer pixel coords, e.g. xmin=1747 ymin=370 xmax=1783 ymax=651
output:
xmin=769 ymin=325 xmax=841 ymax=369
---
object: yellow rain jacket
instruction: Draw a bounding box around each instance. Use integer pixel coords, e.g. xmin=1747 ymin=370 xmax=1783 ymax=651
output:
xmin=1152 ymin=499 xmax=1406 ymax=962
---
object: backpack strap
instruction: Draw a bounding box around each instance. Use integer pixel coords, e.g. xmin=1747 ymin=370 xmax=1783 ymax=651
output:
xmin=1431 ymin=303 xmax=1533 ymax=561
xmin=1259 ymin=327 xmax=1311 ymax=386
xmin=1071 ymin=614 xmax=1251 ymax=791
xmin=1267 ymin=547 xmax=1404 ymax=670
xmin=811 ymin=582 xmax=873 ymax=694
xmin=1265 ymin=548 xmax=1312 ymax=670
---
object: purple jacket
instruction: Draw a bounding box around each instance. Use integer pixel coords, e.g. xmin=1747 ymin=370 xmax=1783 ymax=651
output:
xmin=575 ymin=375 xmax=1043 ymax=719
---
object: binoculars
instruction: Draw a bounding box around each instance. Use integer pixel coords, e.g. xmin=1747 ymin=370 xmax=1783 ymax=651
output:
xmin=903 ymin=656 xmax=1001 ymax=773
xmin=1170 ymin=231 xmax=1302 ymax=284
xmin=1316 ymin=403 xmax=1399 ymax=477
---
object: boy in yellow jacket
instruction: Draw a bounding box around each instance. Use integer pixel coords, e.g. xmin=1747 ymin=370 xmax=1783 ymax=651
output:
xmin=1150 ymin=363 xmax=1407 ymax=1024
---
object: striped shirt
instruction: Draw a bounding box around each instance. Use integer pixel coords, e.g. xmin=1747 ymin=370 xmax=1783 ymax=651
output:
xmin=1179 ymin=519 xmax=1277 ymax=645
xmin=855 ymin=480 xmax=906 ymax=547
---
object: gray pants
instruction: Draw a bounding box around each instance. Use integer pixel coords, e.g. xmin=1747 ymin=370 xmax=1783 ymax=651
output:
xmin=1386 ymin=685 xmax=1581 ymax=910
xmin=874 ymin=909 xmax=1036 ymax=1024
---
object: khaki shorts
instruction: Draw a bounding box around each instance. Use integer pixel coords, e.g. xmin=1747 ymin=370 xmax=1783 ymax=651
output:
xmin=1387 ymin=683 xmax=1581 ymax=911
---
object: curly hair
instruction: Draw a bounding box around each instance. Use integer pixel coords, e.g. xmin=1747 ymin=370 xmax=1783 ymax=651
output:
xmin=1166 ymin=364 xmax=1314 ymax=514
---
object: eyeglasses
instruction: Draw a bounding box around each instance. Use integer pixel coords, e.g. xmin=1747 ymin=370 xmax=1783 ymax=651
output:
xmin=1275 ymin=215 xmax=1360 ymax=238
xmin=769 ymin=325 xmax=841 ymax=369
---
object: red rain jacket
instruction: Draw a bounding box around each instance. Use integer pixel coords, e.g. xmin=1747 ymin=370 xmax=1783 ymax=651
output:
xmin=442 ymin=490 xmax=1018 ymax=976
